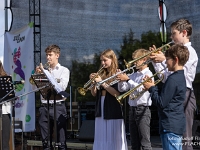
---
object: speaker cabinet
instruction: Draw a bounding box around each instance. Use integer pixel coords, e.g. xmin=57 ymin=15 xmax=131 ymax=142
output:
xmin=66 ymin=102 xmax=80 ymax=132
xmin=78 ymin=120 xmax=95 ymax=142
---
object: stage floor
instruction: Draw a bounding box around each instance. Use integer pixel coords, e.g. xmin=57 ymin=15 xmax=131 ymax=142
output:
xmin=22 ymin=136 xmax=163 ymax=150
xmin=15 ymin=136 xmax=200 ymax=150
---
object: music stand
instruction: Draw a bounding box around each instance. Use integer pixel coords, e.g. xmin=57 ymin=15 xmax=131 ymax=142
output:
xmin=31 ymin=72 xmax=69 ymax=149
xmin=0 ymin=76 xmax=15 ymax=150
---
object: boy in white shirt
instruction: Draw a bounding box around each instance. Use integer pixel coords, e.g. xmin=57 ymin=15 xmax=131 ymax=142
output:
xmin=117 ymin=49 xmax=153 ymax=150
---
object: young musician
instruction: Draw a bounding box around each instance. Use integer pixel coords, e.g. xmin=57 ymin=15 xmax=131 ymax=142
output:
xmin=0 ymin=60 xmax=12 ymax=150
xmin=150 ymin=18 xmax=198 ymax=150
xmin=143 ymin=44 xmax=189 ymax=150
xmin=90 ymin=49 xmax=128 ymax=150
xmin=117 ymin=49 xmax=153 ymax=150
xmin=35 ymin=45 xmax=70 ymax=150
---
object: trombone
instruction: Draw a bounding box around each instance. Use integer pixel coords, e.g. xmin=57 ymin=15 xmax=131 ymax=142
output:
xmin=116 ymin=69 xmax=165 ymax=105
xmin=124 ymin=41 xmax=173 ymax=69
xmin=77 ymin=65 xmax=105 ymax=96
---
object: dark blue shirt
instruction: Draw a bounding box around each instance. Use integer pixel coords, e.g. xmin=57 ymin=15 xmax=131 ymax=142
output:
xmin=149 ymin=70 xmax=186 ymax=135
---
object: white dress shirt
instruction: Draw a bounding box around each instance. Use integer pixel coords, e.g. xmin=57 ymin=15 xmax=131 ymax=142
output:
xmin=1 ymin=75 xmax=12 ymax=114
xmin=118 ymin=67 xmax=153 ymax=106
xmin=152 ymin=42 xmax=198 ymax=89
xmin=41 ymin=63 xmax=70 ymax=103
xmin=2 ymin=102 xmax=12 ymax=114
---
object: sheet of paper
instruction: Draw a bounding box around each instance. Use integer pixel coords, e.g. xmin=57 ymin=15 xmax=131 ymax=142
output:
xmin=42 ymin=69 xmax=62 ymax=94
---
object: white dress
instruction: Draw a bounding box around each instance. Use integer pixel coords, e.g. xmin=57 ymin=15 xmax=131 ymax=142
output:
xmin=93 ymin=96 xmax=128 ymax=150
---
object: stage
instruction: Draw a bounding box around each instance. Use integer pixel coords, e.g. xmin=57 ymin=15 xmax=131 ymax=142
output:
xmin=15 ymin=136 xmax=163 ymax=150
xmin=14 ymin=136 xmax=200 ymax=150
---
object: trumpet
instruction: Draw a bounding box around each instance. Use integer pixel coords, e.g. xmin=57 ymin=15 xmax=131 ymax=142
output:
xmin=96 ymin=65 xmax=135 ymax=90
xmin=124 ymin=41 xmax=173 ymax=69
xmin=116 ymin=69 xmax=165 ymax=105
xmin=77 ymin=65 xmax=105 ymax=96
xmin=29 ymin=62 xmax=50 ymax=85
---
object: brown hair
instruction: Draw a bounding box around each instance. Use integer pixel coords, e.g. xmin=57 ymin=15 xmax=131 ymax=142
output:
xmin=170 ymin=18 xmax=192 ymax=38
xmin=165 ymin=44 xmax=189 ymax=66
xmin=0 ymin=61 xmax=7 ymax=76
xmin=99 ymin=49 xmax=118 ymax=83
xmin=45 ymin=44 xmax=60 ymax=54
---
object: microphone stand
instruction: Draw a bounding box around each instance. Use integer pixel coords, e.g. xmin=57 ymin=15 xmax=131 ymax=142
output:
xmin=0 ymin=84 xmax=24 ymax=150
xmin=53 ymin=89 xmax=58 ymax=150
xmin=0 ymin=84 xmax=50 ymax=150
xmin=0 ymin=87 xmax=15 ymax=150
xmin=0 ymin=85 xmax=51 ymax=105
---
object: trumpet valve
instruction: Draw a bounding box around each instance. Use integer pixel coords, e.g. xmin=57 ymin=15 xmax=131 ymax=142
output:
xmin=96 ymin=82 xmax=101 ymax=90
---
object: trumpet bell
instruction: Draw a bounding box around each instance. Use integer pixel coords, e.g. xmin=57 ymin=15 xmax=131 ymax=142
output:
xmin=77 ymin=65 xmax=105 ymax=96
xmin=116 ymin=95 xmax=124 ymax=105
xmin=77 ymin=87 xmax=87 ymax=96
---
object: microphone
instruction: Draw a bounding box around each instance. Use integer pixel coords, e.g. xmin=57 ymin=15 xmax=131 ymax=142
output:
xmin=12 ymin=80 xmax=25 ymax=85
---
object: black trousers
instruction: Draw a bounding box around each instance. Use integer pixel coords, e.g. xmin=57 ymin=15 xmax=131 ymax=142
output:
xmin=0 ymin=114 xmax=11 ymax=150
xmin=182 ymin=89 xmax=196 ymax=150
xmin=38 ymin=103 xmax=67 ymax=150
xmin=129 ymin=106 xmax=152 ymax=150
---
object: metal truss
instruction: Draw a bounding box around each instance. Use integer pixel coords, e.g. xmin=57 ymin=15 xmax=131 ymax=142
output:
xmin=29 ymin=0 xmax=41 ymax=68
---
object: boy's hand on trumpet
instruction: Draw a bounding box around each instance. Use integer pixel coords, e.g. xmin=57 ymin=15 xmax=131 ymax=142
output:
xmin=35 ymin=66 xmax=42 ymax=74
xmin=149 ymin=45 xmax=166 ymax=63
xmin=143 ymin=75 xmax=155 ymax=90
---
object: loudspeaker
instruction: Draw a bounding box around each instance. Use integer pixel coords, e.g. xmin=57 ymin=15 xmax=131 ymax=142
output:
xmin=78 ymin=120 xmax=95 ymax=142
xmin=66 ymin=102 xmax=80 ymax=132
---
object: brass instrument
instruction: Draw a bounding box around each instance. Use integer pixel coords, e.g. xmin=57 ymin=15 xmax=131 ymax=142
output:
xmin=77 ymin=65 xmax=105 ymax=96
xmin=96 ymin=65 xmax=135 ymax=90
xmin=42 ymin=62 xmax=51 ymax=71
xmin=29 ymin=62 xmax=50 ymax=85
xmin=124 ymin=41 xmax=173 ymax=69
xmin=29 ymin=76 xmax=35 ymax=85
xmin=116 ymin=69 xmax=165 ymax=105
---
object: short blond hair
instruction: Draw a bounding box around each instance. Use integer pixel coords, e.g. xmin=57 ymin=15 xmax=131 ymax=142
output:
xmin=132 ymin=49 xmax=149 ymax=60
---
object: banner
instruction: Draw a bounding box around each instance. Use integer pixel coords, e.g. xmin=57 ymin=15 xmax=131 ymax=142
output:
xmin=4 ymin=23 xmax=35 ymax=132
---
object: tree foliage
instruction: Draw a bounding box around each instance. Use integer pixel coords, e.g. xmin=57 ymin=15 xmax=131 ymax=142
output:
xmin=119 ymin=29 xmax=163 ymax=63
xmin=69 ymin=54 xmax=101 ymax=102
